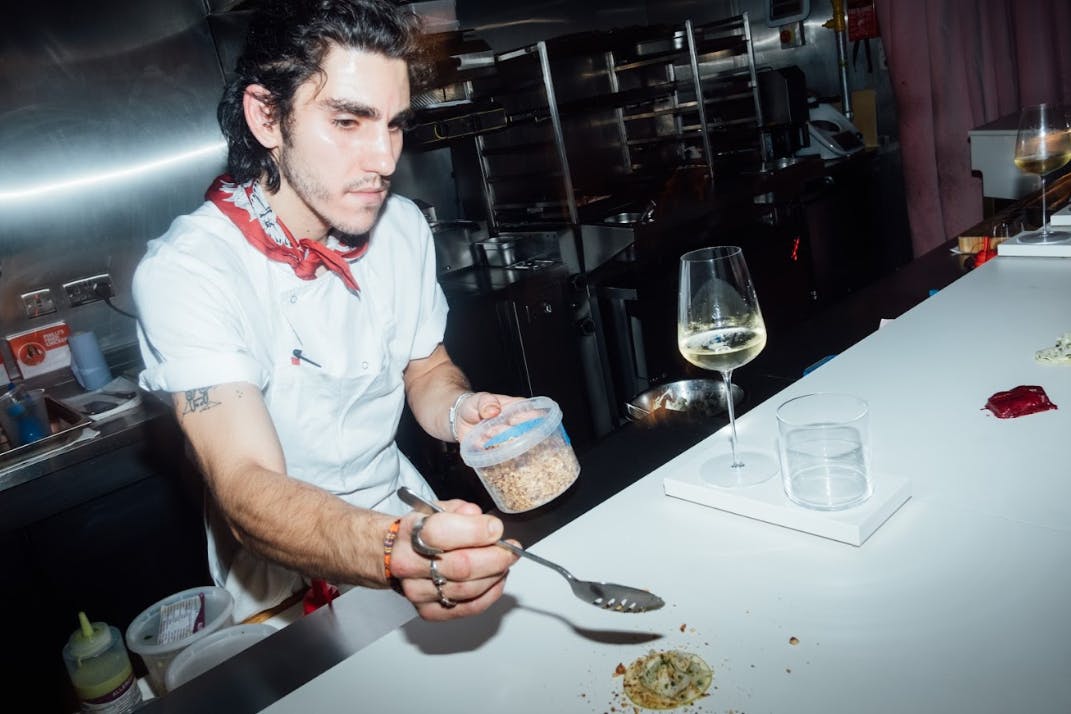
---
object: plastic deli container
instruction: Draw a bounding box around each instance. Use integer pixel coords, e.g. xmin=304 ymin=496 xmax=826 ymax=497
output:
xmin=125 ymin=586 xmax=234 ymax=696
xmin=459 ymin=396 xmax=580 ymax=513
xmin=165 ymin=623 xmax=275 ymax=691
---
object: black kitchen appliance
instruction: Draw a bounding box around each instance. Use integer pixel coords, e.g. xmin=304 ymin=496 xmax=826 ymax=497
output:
xmin=757 ymin=66 xmax=810 ymax=159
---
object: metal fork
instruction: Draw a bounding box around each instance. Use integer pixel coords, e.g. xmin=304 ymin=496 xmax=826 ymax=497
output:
xmin=397 ymin=487 xmax=664 ymax=613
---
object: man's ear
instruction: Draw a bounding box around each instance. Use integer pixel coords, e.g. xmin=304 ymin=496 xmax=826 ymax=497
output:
xmin=243 ymin=84 xmax=282 ymax=149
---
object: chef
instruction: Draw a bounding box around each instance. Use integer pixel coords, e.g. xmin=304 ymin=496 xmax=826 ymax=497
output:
xmin=133 ymin=0 xmax=519 ymax=623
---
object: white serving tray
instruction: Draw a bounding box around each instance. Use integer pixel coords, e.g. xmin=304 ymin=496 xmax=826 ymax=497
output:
xmin=997 ymin=229 xmax=1071 ymax=256
xmin=664 ymin=466 xmax=911 ymax=546
xmin=1049 ymin=203 xmax=1071 ymax=226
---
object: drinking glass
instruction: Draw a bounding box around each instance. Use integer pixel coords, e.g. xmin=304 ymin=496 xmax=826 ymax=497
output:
xmin=1013 ymin=103 xmax=1071 ymax=243
xmin=777 ymin=393 xmax=872 ymax=511
xmin=678 ymin=246 xmax=777 ymax=487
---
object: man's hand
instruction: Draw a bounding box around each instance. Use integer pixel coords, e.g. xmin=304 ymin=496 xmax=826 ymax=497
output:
xmin=390 ymin=500 xmax=519 ymax=621
xmin=402 ymin=343 xmax=524 ymax=444
xmin=451 ymin=392 xmax=526 ymax=444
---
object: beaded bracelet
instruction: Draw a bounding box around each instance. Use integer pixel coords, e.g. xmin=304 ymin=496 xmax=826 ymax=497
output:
xmin=382 ymin=518 xmax=402 ymax=581
xmin=448 ymin=391 xmax=475 ymax=442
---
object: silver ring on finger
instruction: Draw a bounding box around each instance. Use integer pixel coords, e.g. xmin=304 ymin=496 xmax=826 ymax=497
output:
xmin=428 ymin=558 xmax=448 ymax=588
xmin=411 ymin=516 xmax=444 ymax=557
xmin=428 ymin=559 xmax=456 ymax=608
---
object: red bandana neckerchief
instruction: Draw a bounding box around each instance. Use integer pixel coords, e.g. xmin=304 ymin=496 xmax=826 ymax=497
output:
xmin=206 ymin=175 xmax=368 ymax=293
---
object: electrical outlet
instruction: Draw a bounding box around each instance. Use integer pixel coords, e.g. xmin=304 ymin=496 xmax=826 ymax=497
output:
xmin=63 ymin=273 xmax=114 ymax=307
xmin=20 ymin=288 xmax=57 ymax=318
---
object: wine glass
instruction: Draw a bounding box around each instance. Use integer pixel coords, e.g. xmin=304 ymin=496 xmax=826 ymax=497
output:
xmin=678 ymin=246 xmax=777 ymax=487
xmin=1013 ymin=103 xmax=1071 ymax=244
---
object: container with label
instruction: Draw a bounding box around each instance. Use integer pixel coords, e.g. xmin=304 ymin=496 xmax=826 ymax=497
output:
xmin=125 ymin=585 xmax=234 ymax=695
xmin=62 ymin=611 xmax=143 ymax=713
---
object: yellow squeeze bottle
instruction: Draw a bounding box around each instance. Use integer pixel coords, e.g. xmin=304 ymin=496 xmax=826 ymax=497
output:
xmin=62 ymin=611 xmax=143 ymax=713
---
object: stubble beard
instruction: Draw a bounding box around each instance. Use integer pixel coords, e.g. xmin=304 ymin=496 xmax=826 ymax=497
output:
xmin=277 ymin=143 xmax=388 ymax=246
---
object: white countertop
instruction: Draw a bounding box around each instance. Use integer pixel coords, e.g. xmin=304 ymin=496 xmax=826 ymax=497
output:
xmin=263 ymin=256 xmax=1071 ymax=714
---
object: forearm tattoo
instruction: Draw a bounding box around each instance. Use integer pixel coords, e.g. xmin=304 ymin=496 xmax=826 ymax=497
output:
xmin=181 ymin=388 xmax=221 ymax=414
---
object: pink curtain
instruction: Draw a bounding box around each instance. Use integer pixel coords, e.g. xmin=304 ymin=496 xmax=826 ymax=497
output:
xmin=876 ymin=0 xmax=1071 ymax=256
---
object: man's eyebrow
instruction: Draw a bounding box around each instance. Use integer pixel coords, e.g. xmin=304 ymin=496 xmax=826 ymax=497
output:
xmin=390 ymin=108 xmax=415 ymax=128
xmin=322 ymin=100 xmax=414 ymax=127
xmin=323 ymin=99 xmax=378 ymax=118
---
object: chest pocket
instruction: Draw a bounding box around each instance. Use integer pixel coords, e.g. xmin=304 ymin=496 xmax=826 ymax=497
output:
xmin=267 ymin=285 xmax=403 ymax=487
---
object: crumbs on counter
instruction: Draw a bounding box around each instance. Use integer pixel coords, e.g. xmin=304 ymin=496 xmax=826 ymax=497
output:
xmin=789 ymin=636 xmax=799 ymax=645
xmin=614 ymin=662 xmax=626 ymax=677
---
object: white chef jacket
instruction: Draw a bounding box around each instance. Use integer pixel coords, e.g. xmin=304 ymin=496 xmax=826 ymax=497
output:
xmin=133 ymin=193 xmax=444 ymax=621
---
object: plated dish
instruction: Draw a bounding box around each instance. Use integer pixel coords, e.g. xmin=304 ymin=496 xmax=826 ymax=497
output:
xmin=621 ymin=650 xmax=712 ymax=710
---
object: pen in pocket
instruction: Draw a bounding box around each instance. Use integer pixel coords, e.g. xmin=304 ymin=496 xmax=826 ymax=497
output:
xmin=291 ymin=349 xmax=322 ymax=367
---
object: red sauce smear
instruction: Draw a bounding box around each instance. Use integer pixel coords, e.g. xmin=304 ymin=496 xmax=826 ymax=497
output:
xmin=984 ymin=385 xmax=1058 ymax=419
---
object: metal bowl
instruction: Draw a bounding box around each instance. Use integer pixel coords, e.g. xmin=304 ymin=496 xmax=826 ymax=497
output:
xmin=626 ymin=378 xmax=744 ymax=422
xmin=745 ymin=156 xmax=803 ymax=175
xmin=603 ymin=212 xmax=645 ymax=225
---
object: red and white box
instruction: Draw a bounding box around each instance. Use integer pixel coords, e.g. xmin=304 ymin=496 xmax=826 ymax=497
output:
xmin=6 ymin=321 xmax=72 ymax=379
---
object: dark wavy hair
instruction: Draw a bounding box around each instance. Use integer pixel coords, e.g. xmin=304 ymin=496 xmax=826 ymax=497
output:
xmin=218 ymin=0 xmax=426 ymax=192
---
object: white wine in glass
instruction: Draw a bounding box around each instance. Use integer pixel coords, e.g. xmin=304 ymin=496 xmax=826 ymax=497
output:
xmin=678 ymin=246 xmax=777 ymax=487
xmin=1013 ymin=103 xmax=1071 ymax=243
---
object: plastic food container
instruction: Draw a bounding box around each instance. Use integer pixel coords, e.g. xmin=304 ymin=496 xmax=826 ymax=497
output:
xmin=459 ymin=396 xmax=580 ymax=513
xmin=125 ymin=586 xmax=234 ymax=696
xmin=165 ymin=623 xmax=275 ymax=691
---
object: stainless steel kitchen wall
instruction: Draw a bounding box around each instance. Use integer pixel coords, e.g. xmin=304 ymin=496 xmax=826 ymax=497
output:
xmin=0 ymin=0 xmax=899 ymax=381
xmin=0 ymin=0 xmax=651 ymax=376
xmin=0 ymin=0 xmax=229 ymax=372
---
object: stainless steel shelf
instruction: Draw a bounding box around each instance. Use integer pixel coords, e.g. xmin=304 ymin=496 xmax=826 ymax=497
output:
xmin=412 ymin=13 xmax=763 ymax=264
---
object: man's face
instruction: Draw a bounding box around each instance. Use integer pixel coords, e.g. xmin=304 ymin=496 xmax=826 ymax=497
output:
xmin=271 ymin=46 xmax=411 ymax=239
